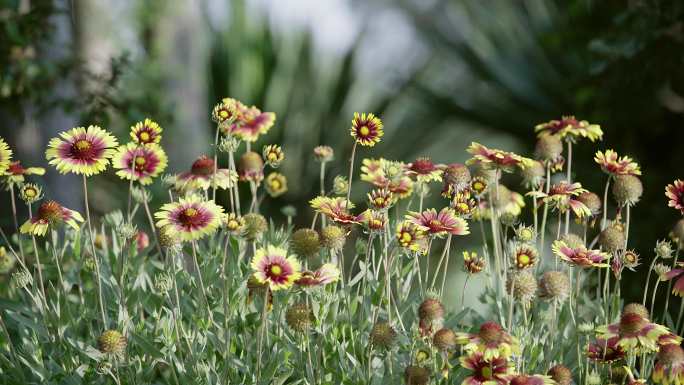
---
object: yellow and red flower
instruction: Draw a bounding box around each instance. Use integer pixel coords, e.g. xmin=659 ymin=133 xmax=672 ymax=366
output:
xmin=4 ymin=160 xmax=45 ymax=184
xmin=455 ymin=321 xmax=520 ymax=362
xmin=396 ymin=221 xmax=428 ymax=254
xmin=295 ymin=263 xmax=340 ymax=287
xmin=460 ymin=351 xmax=513 ymax=385
xmin=463 ymin=251 xmax=485 ymax=274
xmin=360 ymin=158 xmax=414 ymax=199
xmin=250 ymin=245 xmax=301 ymax=291
xmin=174 ymin=155 xmax=237 ymax=193
xmin=313 ymin=146 xmax=334 ymax=162
xmin=262 ymin=144 xmax=284 ymax=168
xmin=552 ymin=240 xmax=609 ymax=268
xmin=586 ymin=336 xmax=625 ymax=363
xmin=112 ymin=143 xmax=168 ymax=185
xmin=407 ymin=157 xmax=444 ymax=183
xmin=358 ymin=209 xmax=387 ymax=233
xmin=20 ymin=200 xmax=84 ymax=237
xmin=45 ymin=125 xmax=119 ymax=176
xmin=224 ymin=213 xmax=246 ymax=235
xmin=451 ymin=190 xmax=477 ymax=218
xmin=528 ymin=181 xmax=591 ymax=218
xmin=130 ymin=119 xmax=163 ymax=146
xmin=0 ymin=137 xmax=13 ymax=175
xmin=368 ymin=188 xmax=394 ymax=210
xmin=535 ymin=115 xmax=603 ymax=142
xmin=596 ymin=310 xmax=679 ymax=354
xmin=154 ymin=194 xmax=224 ymax=242
xmin=406 ymin=207 xmax=469 ymax=238
xmin=310 ymin=196 xmax=359 ymax=225
xmin=594 ymin=149 xmax=641 ymax=176
xmin=466 ymin=142 xmax=533 ymax=173
xmin=652 ymin=344 xmax=684 ymax=385
xmin=512 ymin=244 xmax=538 ymax=270
xmin=221 ymin=102 xmax=275 ymax=142
xmin=350 ymin=112 xmax=383 ymax=147
xmin=666 ymin=179 xmax=684 ymax=215
xmin=211 ymin=98 xmax=239 ymax=125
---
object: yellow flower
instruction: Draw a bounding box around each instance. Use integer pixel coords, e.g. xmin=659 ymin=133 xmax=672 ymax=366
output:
xmin=265 ymin=172 xmax=288 ymax=197
xmin=0 ymin=137 xmax=12 ymax=175
xmin=130 ymin=119 xmax=163 ymax=145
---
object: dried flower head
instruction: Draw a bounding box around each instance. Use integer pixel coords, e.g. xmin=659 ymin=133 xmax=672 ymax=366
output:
xmin=443 ymin=163 xmax=471 ymax=192
xmin=351 ymin=112 xmax=383 ymax=147
xmin=243 ymin=213 xmax=268 ymax=241
xmin=577 ymin=191 xmax=602 ymax=218
xmin=507 ymin=270 xmax=537 ymax=305
xmin=534 ymin=134 xmax=563 ymax=162
xmin=432 ymin=328 xmax=457 ymax=351
xmin=404 ymin=366 xmax=430 ymax=385
xmin=600 ymin=223 xmax=626 ymax=252
xmin=370 ymin=322 xmax=396 ymax=349
xmin=320 ymin=225 xmax=346 ymax=252
xmin=418 ymin=298 xmax=444 ymax=322
xmin=521 ymin=160 xmax=545 ymax=189
xmin=237 ymin=151 xmax=265 ymax=182
xmin=539 ymin=271 xmax=570 ymax=302
xmin=656 ymin=239 xmax=674 ymax=259
xmin=313 ymin=145 xmax=334 ymax=162
xmin=655 ymin=263 xmax=672 ymax=281
xmin=285 ymin=303 xmax=314 ymax=333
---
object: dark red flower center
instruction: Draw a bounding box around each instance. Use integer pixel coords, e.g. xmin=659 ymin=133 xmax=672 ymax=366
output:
xmin=619 ymin=313 xmax=647 ymax=335
xmin=38 ymin=201 xmax=63 ymax=223
xmin=71 ymin=139 xmax=95 ymax=159
xmin=479 ymin=321 xmax=503 ymax=343
xmin=178 ymin=207 xmax=204 ymax=227
xmin=8 ymin=161 xmax=25 ymax=175
xmin=411 ymin=158 xmax=436 ymax=175
xmin=191 ymin=156 xmax=215 ymax=176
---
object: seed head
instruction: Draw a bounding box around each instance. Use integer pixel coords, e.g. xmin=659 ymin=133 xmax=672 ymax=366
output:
xmin=321 ymin=225 xmax=346 ymax=252
xmin=285 ymin=303 xmax=314 ymax=333
xmin=432 ymin=328 xmax=456 ymax=351
xmin=370 ymin=322 xmax=396 ymax=349
xmin=404 ymin=366 xmax=430 ymax=385
xmin=561 ymin=233 xmax=585 ymax=249
xmin=657 ymin=344 xmax=684 ymax=365
xmin=443 ymin=163 xmax=471 ymax=191
xmin=539 ymin=271 xmax=570 ymax=302
xmin=655 ymin=239 xmax=674 ymax=259
xmin=577 ymin=191 xmax=601 ymax=216
xmin=291 ymin=228 xmax=321 ymax=258
xmin=243 ymin=213 xmax=268 ymax=241
xmin=619 ymin=313 xmax=647 ymax=334
xmin=623 ymin=303 xmax=649 ymax=320
xmin=612 ymin=175 xmax=643 ymax=206
xmin=534 ymin=135 xmax=563 ymax=162
xmin=506 ymin=270 xmax=537 ymax=305
xmin=599 ymin=223 xmax=625 ymax=252
xmin=418 ymin=298 xmax=444 ymax=322
xmin=478 ymin=321 xmax=504 ymax=343
xmin=98 ymin=330 xmax=127 ymax=355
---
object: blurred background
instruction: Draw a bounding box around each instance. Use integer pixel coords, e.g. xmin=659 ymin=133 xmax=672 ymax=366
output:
xmin=2 ymin=0 xmax=684 ymax=307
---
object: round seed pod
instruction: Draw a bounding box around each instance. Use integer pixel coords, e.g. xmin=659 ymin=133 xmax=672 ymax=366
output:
xmin=291 ymin=228 xmax=321 ymax=258
xmin=506 ymin=270 xmax=537 ymax=305
xmin=444 ymin=163 xmax=471 ymax=191
xmin=98 ymin=330 xmax=127 ymax=355
xmin=577 ymin=191 xmax=602 ymax=216
xmin=619 ymin=312 xmax=647 ymax=335
xmin=521 ymin=160 xmax=545 ymax=188
xmin=612 ymin=175 xmax=643 ymax=206
xmin=418 ymin=298 xmax=444 ymax=322
xmin=238 ymin=151 xmax=264 ymax=181
xmin=404 ymin=366 xmax=430 ymax=385
xmin=534 ymin=135 xmax=563 ymax=162
xmin=599 ymin=224 xmax=625 ymax=252
xmin=285 ymin=303 xmax=313 ymax=333
xmin=658 ymin=344 xmax=684 ymax=366
xmin=623 ymin=303 xmax=649 ymax=320
xmin=539 ymin=271 xmax=570 ymax=302
xmin=321 ymin=225 xmax=346 ymax=252
xmin=561 ymin=233 xmax=585 ymax=249
xmin=432 ymin=328 xmax=457 ymax=351
xmin=370 ymin=322 xmax=396 ymax=349
xmin=478 ymin=321 xmax=504 ymax=343
xmin=548 ymin=364 xmax=573 ymax=385
xmin=243 ymin=213 xmax=268 ymax=241
xmin=655 ymin=239 xmax=674 ymax=259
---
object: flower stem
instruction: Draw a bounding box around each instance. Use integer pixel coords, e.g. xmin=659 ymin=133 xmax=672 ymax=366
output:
xmin=9 ymin=184 xmax=25 ymax=262
xmin=82 ymin=175 xmax=108 ymax=328
xmin=255 ymin=289 xmax=269 ymax=383
xmin=345 ymin=142 xmax=358 ymax=211
xmin=191 ymin=240 xmax=213 ymax=323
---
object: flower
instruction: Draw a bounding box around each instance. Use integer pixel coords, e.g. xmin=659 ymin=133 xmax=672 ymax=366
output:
xmin=470 ymin=176 xmax=488 ymax=197
xmin=551 ymin=240 xmax=609 ymax=268
xmin=174 ymin=155 xmax=237 ymax=193
xmin=98 ymin=330 xmax=127 ymax=355
xmin=112 ymin=143 xmax=168 ymax=185
xmin=407 ymin=157 xmax=444 ymax=183
xmin=350 ymin=112 xmax=383 ymax=146
xmin=19 ymin=183 xmax=43 ymax=204
xmin=594 ymin=149 xmax=641 ymax=176
xmin=262 ymin=144 xmax=284 ymax=168
xmin=313 ymin=145 xmax=334 ymax=162
xmin=332 ymin=175 xmax=349 ymax=195
xmin=456 ymin=321 xmax=520 ymax=361
xmin=596 ymin=307 xmax=679 ymax=354
xmin=368 ymin=188 xmax=394 ymax=210
xmin=45 ymin=125 xmax=119 ymax=176
xmin=154 ymin=194 xmax=224 ymax=242
xmin=586 ymin=336 xmax=625 ymax=363
xmin=358 ymin=209 xmax=387 ymax=232
xmin=622 ymin=249 xmax=640 ymax=270
xmin=135 ymin=231 xmax=149 ymax=252
xmin=460 ymin=351 xmax=513 ymax=385
xmin=237 ymin=151 xmax=265 ymax=182
xmin=451 ymin=190 xmax=477 ymax=218
xmin=666 ymin=179 xmax=684 ymax=215
xmin=295 ymin=263 xmax=340 ymax=287
xmin=515 ymin=225 xmax=536 ymax=242
xmin=360 ymin=158 xmax=414 ymax=199
xmin=0 ymin=137 xmax=12 ymax=175
xmin=3 ymin=161 xmax=45 ymax=184
xmin=534 ymin=115 xmax=603 ymax=142
xmin=20 ymin=200 xmax=84 ymax=236
xmin=656 ymin=239 xmax=675 ymax=259
xmin=396 ymin=221 xmax=427 ymax=254
xmin=663 ymin=262 xmax=684 ymax=297
xmin=466 ymin=142 xmax=533 ymax=172
xmin=130 ymin=119 xmax=163 ymax=145
xmin=211 ymin=98 xmax=239 ymax=124
xmin=463 ymin=251 xmax=485 ymax=274
xmin=224 ymin=213 xmax=246 ymax=235
xmin=250 ymin=245 xmax=301 ymax=290
xmin=528 ymin=181 xmax=591 ymax=218
xmin=406 ymin=207 xmax=469 ymax=238
xmin=652 ymin=344 xmax=684 ymax=385
xmin=512 ymin=244 xmax=538 ymax=269
xmin=310 ymin=196 xmax=359 ymax=225
xmin=264 ymin=172 xmax=288 ymax=197
xmin=222 ymin=102 xmax=275 ymax=142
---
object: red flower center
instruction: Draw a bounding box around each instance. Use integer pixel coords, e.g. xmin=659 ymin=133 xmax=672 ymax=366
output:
xmin=8 ymin=161 xmax=24 ymax=175
xmin=38 ymin=201 xmax=63 ymax=223
xmin=479 ymin=321 xmax=503 ymax=343
xmin=411 ymin=158 xmax=435 ymax=175
xmin=191 ymin=156 xmax=215 ymax=176
xmin=178 ymin=207 xmax=203 ymax=227
xmin=71 ymin=139 xmax=95 ymax=159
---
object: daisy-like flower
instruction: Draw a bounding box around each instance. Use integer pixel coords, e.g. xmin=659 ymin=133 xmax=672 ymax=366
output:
xmin=0 ymin=137 xmax=13 ymax=174
xmin=19 ymin=183 xmax=43 ymax=204
xmin=456 ymin=321 xmax=520 ymax=362
xmin=310 ymin=196 xmax=359 ymax=225
xmin=596 ymin=309 xmax=679 ymax=354
xmin=470 ymin=176 xmax=488 ymax=197
xmin=463 ymin=251 xmax=485 ymax=274
xmin=586 ymin=336 xmax=625 ymax=363
xmin=396 ymin=221 xmax=428 ymax=254
xmin=154 ymin=194 xmax=224 ymax=242
xmin=535 ymin=115 xmax=603 ymax=142
xmin=358 ymin=209 xmax=386 ymax=233
xmin=594 ymin=150 xmax=641 ymax=176
xmin=211 ymin=98 xmax=239 ymax=125
xmin=407 ymin=157 xmax=444 ymax=183
xmin=4 ymin=161 xmax=45 ymax=184
xmin=528 ymin=181 xmax=592 ymax=218
xmin=368 ymin=188 xmax=394 ymax=210
xmin=112 ymin=143 xmax=168 ymax=185
xmin=295 ymin=263 xmax=340 ymax=287
xmin=130 ymin=119 xmax=163 ymax=145
xmin=622 ymin=250 xmax=640 ymax=271
xmin=222 ymin=102 xmax=275 ymax=142
xmin=224 ymin=213 xmax=246 ymax=235
xmin=652 ymin=344 xmax=684 ymax=385
xmin=466 ymin=142 xmax=533 ymax=173
xmin=264 ymin=172 xmax=288 ymax=197
xmin=174 ymin=155 xmax=237 ymax=193
xmin=512 ymin=243 xmax=538 ymax=270
xmin=360 ymin=158 xmax=414 ymax=199
xmin=45 ymin=125 xmax=119 ymax=176
xmin=262 ymin=144 xmax=284 ymax=168
xmin=552 ymin=240 xmax=610 ymax=268
xmin=666 ymin=179 xmax=684 ymax=215
xmin=460 ymin=351 xmax=513 ymax=385
xmin=20 ymin=200 xmax=84 ymax=236
xmin=350 ymin=112 xmax=383 ymax=147
xmin=406 ymin=207 xmax=470 ymax=238
xmin=451 ymin=191 xmax=477 ymax=218
xmin=250 ymin=245 xmax=301 ymax=291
